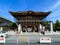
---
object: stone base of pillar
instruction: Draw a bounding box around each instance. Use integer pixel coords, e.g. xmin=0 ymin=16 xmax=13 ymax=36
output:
xmin=26 ymin=31 xmax=27 ymax=34
xmin=20 ymin=30 xmax=22 ymax=34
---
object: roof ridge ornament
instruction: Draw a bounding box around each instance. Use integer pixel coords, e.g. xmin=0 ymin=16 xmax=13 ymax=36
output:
xmin=27 ymin=10 xmax=33 ymax=14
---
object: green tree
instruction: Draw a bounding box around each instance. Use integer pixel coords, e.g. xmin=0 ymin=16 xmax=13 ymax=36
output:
xmin=55 ymin=20 xmax=60 ymax=31
xmin=42 ymin=21 xmax=52 ymax=31
xmin=9 ymin=22 xmax=14 ymax=27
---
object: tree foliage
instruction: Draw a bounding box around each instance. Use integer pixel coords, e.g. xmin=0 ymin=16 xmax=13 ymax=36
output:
xmin=42 ymin=20 xmax=60 ymax=31
xmin=54 ymin=20 xmax=60 ymax=31
xmin=9 ymin=22 xmax=14 ymax=27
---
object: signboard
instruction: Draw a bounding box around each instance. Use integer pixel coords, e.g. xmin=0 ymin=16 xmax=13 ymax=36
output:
xmin=40 ymin=37 xmax=51 ymax=43
xmin=0 ymin=34 xmax=6 ymax=43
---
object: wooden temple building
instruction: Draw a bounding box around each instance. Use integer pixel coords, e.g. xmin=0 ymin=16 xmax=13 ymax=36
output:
xmin=0 ymin=17 xmax=12 ymax=31
xmin=9 ymin=10 xmax=51 ymax=32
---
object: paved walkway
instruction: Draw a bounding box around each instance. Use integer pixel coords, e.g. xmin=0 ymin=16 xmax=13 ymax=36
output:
xmin=3 ymin=32 xmax=60 ymax=45
xmin=0 ymin=42 xmax=60 ymax=45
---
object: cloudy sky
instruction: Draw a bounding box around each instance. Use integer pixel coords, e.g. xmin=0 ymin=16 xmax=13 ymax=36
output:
xmin=0 ymin=0 xmax=60 ymax=22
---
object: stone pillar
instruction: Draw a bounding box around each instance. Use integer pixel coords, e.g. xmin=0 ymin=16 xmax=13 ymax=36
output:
xmin=50 ymin=22 xmax=53 ymax=33
xmin=18 ymin=24 xmax=22 ymax=34
xmin=39 ymin=24 xmax=42 ymax=32
xmin=0 ymin=27 xmax=3 ymax=31
xmin=43 ymin=26 xmax=45 ymax=31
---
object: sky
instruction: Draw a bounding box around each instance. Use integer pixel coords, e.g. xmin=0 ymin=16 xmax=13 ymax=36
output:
xmin=0 ymin=0 xmax=60 ymax=23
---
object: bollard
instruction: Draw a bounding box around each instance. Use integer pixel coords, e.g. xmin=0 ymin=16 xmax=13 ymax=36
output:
xmin=27 ymin=37 xmax=30 ymax=45
xmin=17 ymin=37 xmax=19 ymax=45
